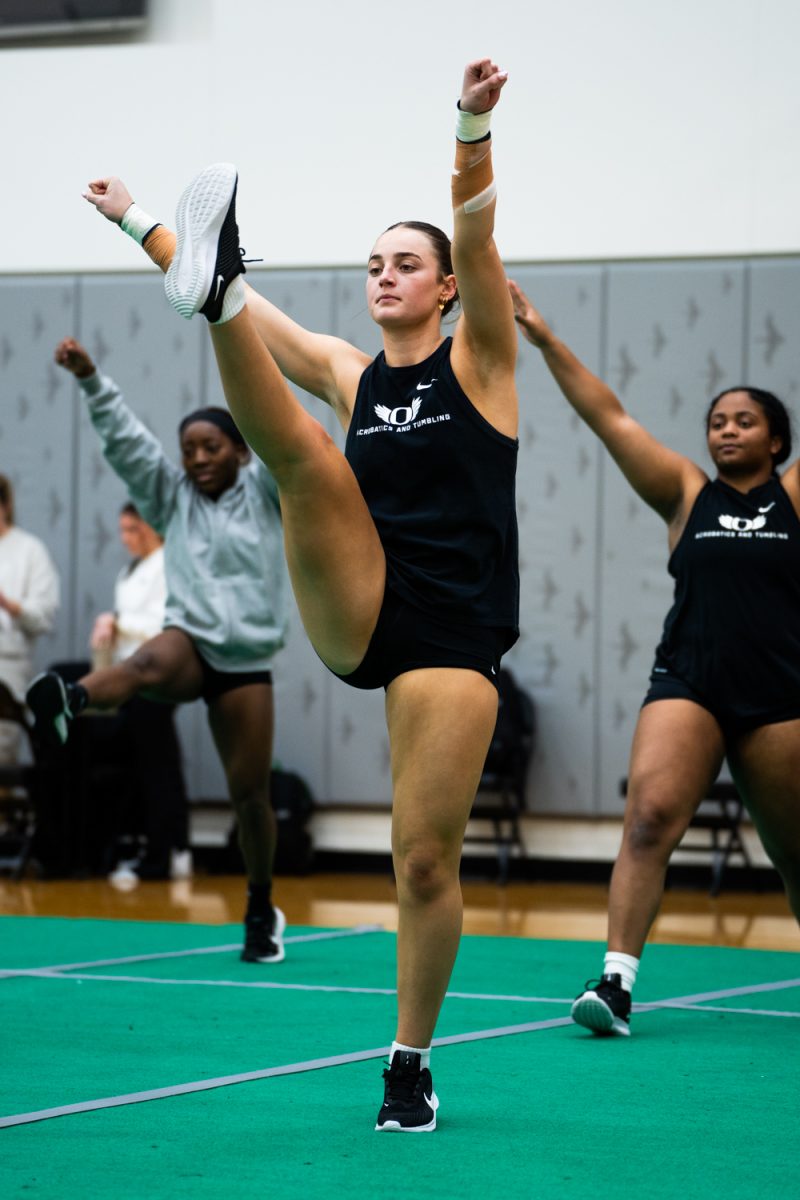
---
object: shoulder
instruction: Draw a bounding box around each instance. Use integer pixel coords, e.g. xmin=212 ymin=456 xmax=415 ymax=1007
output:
xmin=8 ymin=527 xmax=47 ymax=553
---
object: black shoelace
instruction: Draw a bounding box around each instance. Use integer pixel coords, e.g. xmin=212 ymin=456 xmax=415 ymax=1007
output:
xmin=382 ymin=1060 xmax=423 ymax=1105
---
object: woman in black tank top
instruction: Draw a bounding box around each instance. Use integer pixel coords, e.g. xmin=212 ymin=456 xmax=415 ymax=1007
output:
xmin=87 ymin=59 xmax=519 ymax=1130
xmin=511 ymin=279 xmax=800 ymax=1039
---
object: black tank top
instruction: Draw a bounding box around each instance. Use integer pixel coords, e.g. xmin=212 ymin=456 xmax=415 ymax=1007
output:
xmin=345 ymin=337 xmax=519 ymax=638
xmin=654 ymin=476 xmax=800 ymax=707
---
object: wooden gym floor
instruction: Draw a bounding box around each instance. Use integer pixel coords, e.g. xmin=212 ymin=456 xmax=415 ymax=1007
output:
xmin=1 ymin=870 xmax=798 ymax=952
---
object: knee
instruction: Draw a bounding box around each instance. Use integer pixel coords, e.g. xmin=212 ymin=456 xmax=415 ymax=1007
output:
xmin=226 ymin=763 xmax=269 ymax=812
xmin=394 ymin=843 xmax=453 ymax=904
xmin=623 ymin=786 xmax=686 ymax=859
xmin=126 ymin=645 xmax=164 ymax=687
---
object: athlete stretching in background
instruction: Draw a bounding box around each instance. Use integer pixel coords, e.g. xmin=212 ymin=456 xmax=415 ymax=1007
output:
xmin=29 ymin=339 xmax=289 ymax=964
xmin=84 ymin=57 xmax=518 ymax=1130
xmin=510 ymin=278 xmax=800 ymax=1037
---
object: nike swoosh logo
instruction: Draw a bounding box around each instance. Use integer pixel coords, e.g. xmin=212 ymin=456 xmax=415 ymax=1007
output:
xmin=758 ymin=503 xmax=775 ymax=514
xmin=212 ymin=274 xmax=225 ymax=302
xmin=424 ymin=1092 xmax=434 ymax=1107
xmin=416 ymin=379 xmax=437 ymax=391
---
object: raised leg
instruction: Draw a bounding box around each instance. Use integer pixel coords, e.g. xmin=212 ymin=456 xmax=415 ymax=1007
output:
xmin=80 ymin=628 xmax=205 ymax=707
xmin=208 ymin=313 xmax=386 ymax=674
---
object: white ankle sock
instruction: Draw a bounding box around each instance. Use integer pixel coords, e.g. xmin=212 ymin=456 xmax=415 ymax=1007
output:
xmin=391 ymin=1041 xmax=431 ymax=1069
xmin=213 ymin=276 xmax=246 ymax=324
xmin=603 ymin=951 xmax=639 ymax=993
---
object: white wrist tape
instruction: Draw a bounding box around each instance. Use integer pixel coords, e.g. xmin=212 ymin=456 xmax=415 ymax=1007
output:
xmin=455 ymin=105 xmax=492 ymax=143
xmin=120 ymin=202 xmax=160 ymax=245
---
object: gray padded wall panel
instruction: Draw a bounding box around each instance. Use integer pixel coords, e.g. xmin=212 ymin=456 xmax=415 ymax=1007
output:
xmin=0 ymin=277 xmax=78 ymax=670
xmin=747 ymin=261 xmax=800 ymax=402
xmin=507 ymin=266 xmax=604 ymax=815
xmin=598 ymin=262 xmax=746 ymax=815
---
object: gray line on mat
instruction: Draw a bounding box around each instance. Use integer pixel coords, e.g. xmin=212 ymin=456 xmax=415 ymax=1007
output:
xmin=0 ymin=1015 xmax=572 ymax=1129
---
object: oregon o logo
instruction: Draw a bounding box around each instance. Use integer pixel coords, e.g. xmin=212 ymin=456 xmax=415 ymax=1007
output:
xmin=374 ymin=398 xmax=422 ymax=427
xmin=718 ymin=514 xmax=766 ymax=533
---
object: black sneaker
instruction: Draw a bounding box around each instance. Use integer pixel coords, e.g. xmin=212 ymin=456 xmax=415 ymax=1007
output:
xmin=241 ymin=906 xmax=286 ymax=964
xmin=375 ymin=1051 xmax=439 ymax=1132
xmin=571 ymin=972 xmax=632 ymax=1036
xmin=165 ymin=162 xmax=247 ymax=322
xmin=25 ymin=671 xmax=74 ymax=750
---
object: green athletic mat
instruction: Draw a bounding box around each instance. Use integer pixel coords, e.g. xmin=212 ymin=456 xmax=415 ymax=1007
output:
xmin=1 ymin=915 xmax=798 ymax=1199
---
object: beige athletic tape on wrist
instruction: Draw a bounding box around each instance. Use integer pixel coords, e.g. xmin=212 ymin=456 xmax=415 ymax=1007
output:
xmin=120 ymin=202 xmax=161 ymax=246
xmin=141 ymin=226 xmax=177 ymax=273
xmin=452 ymin=139 xmax=496 ymax=214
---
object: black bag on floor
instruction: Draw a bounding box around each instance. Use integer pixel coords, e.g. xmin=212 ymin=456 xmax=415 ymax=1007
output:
xmin=270 ymin=768 xmax=314 ymax=875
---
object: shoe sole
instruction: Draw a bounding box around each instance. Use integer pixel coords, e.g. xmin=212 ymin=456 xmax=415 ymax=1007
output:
xmin=25 ymin=672 xmax=70 ymax=748
xmin=571 ymin=992 xmax=631 ymax=1037
xmin=375 ymin=1092 xmax=439 ymax=1133
xmin=241 ymin=906 xmax=287 ymax=964
xmin=165 ymin=162 xmax=237 ymax=319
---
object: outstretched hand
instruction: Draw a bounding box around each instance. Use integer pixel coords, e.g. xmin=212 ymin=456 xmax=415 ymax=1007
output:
xmin=460 ymin=58 xmax=508 ymax=115
xmin=83 ymin=176 xmax=134 ymax=224
xmin=54 ymin=336 xmax=96 ymax=380
xmin=508 ymin=280 xmax=552 ymax=348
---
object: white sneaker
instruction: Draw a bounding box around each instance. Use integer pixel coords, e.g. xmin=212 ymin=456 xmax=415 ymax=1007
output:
xmin=170 ymin=849 xmax=193 ymax=880
xmin=108 ymin=859 xmax=140 ymax=890
xmin=165 ymin=162 xmax=244 ymax=321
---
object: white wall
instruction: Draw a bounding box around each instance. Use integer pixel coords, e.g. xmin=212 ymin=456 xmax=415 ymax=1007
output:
xmin=3 ymin=0 xmax=799 ymax=274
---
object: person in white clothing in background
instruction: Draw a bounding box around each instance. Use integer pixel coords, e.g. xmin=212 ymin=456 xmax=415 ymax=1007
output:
xmin=0 ymin=474 xmax=59 ymax=764
xmin=91 ymin=502 xmax=191 ymax=883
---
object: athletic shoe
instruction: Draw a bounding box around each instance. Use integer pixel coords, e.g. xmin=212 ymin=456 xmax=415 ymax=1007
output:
xmin=165 ymin=162 xmax=246 ymax=322
xmin=25 ymin=671 xmax=74 ymax=750
xmin=241 ymin=905 xmax=286 ymax=964
xmin=170 ymin=849 xmax=193 ymax=880
xmin=571 ymin=972 xmax=632 ymax=1036
xmin=109 ymin=849 xmax=193 ymax=888
xmin=108 ymin=858 xmax=141 ymax=889
xmin=375 ymin=1051 xmax=439 ymax=1132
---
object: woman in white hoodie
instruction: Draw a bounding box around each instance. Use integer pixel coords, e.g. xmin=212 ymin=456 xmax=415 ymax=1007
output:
xmin=0 ymin=475 xmax=59 ymax=763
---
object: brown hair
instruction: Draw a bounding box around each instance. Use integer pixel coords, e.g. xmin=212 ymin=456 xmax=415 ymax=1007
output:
xmin=0 ymin=475 xmax=14 ymax=525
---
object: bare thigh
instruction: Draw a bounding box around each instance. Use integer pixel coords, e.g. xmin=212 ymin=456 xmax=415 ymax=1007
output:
xmin=727 ymin=719 xmax=800 ymax=872
xmin=623 ymin=699 xmax=726 ymax=848
xmin=209 ymin=316 xmax=386 ymax=675
xmin=83 ymin=628 xmax=206 ymax=706
xmin=386 ymin=668 xmax=499 ymax=864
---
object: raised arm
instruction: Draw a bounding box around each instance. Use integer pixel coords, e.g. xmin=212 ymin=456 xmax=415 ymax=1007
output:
xmin=55 ymin=337 xmax=180 ymax=531
xmin=450 ymin=59 xmax=518 ymax=437
xmin=509 ymin=280 xmax=706 ymax=527
xmin=83 ymin=178 xmax=367 ymax=426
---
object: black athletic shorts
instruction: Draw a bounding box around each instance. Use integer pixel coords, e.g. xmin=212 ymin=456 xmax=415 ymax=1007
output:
xmin=330 ymin=585 xmax=510 ymax=692
xmin=642 ymin=667 xmax=800 ymax=739
xmin=198 ymin=656 xmax=272 ymax=705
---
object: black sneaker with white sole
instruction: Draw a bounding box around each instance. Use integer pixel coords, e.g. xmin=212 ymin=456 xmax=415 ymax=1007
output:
xmin=571 ymin=972 xmax=632 ymax=1036
xmin=241 ymin=906 xmax=286 ymax=964
xmin=375 ymin=1051 xmax=439 ymax=1132
xmin=165 ymin=162 xmax=246 ymax=322
xmin=25 ymin=671 xmax=75 ymax=751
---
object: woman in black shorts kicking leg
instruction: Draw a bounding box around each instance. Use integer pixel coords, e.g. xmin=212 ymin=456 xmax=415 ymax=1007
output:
xmin=510 ymin=278 xmax=800 ymax=1037
xmin=84 ymin=57 xmax=518 ymax=1130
